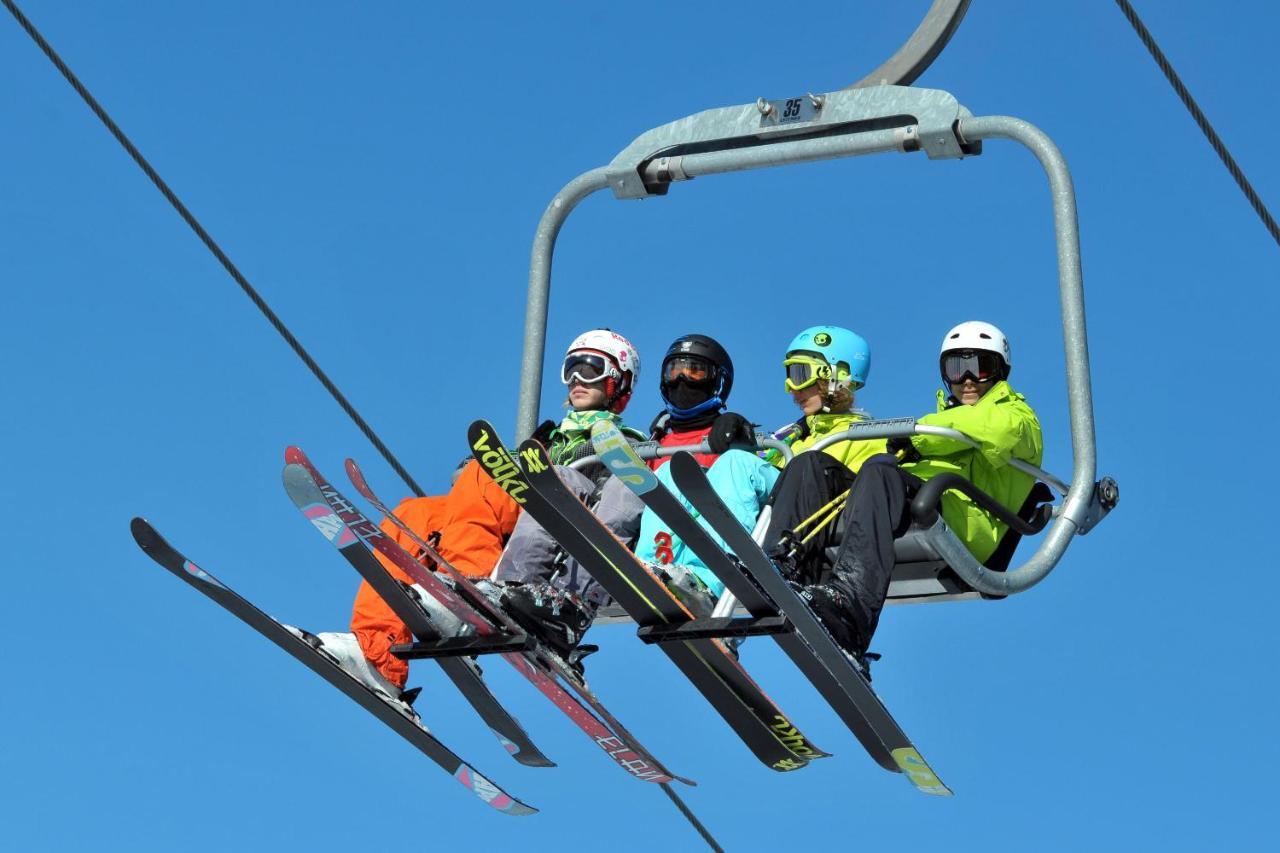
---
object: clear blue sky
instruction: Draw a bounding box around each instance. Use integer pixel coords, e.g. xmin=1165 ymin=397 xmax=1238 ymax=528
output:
xmin=3 ymin=2 xmax=1276 ymax=850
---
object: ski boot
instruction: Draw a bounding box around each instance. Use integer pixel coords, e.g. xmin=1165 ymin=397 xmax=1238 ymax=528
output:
xmin=650 ymin=562 xmax=717 ymax=618
xmin=499 ymin=582 xmax=595 ymax=671
xmin=405 ymin=582 xmax=475 ymax=640
xmin=794 ymin=582 xmax=874 ymax=681
xmin=284 ymin=626 xmax=425 ymax=723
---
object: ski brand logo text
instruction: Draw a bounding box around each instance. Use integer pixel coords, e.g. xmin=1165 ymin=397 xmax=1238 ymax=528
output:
xmin=470 ymin=428 xmax=528 ymax=502
xmin=771 ymin=715 xmax=819 ymax=757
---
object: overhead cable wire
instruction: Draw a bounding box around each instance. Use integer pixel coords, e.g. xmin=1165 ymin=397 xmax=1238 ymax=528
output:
xmin=3 ymin=4 xmax=723 ymax=846
xmin=659 ymin=784 xmax=723 ymax=853
xmin=2 ymin=0 xmax=426 ymax=496
xmin=1114 ymin=0 xmax=1280 ymax=249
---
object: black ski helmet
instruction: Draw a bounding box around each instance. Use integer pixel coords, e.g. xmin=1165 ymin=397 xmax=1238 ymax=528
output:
xmin=659 ymin=334 xmax=734 ymax=419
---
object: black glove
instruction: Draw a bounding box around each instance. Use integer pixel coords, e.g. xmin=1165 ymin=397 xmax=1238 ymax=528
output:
xmin=886 ymin=435 xmax=922 ymax=463
xmin=530 ymin=419 xmax=556 ymax=445
xmin=708 ymin=412 xmax=755 ymax=454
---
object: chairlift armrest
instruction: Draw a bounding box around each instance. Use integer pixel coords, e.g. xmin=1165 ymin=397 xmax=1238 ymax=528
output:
xmin=910 ymin=473 xmax=1043 ymax=536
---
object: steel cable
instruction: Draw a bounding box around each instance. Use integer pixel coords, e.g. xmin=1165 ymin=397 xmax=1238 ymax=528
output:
xmin=3 ymin=0 xmax=426 ymax=496
xmin=1114 ymin=0 xmax=1280 ymax=249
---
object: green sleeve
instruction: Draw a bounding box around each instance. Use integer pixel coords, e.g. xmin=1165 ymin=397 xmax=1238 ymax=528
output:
xmin=917 ymin=397 xmax=1039 ymax=467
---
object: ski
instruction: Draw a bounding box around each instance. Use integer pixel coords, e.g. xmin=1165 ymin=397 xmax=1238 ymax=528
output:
xmin=668 ymin=451 xmax=952 ymax=796
xmin=281 ymin=450 xmax=553 ymax=769
xmin=338 ymin=455 xmax=693 ymax=786
xmin=468 ymin=419 xmax=826 ymax=773
xmin=129 ymin=518 xmax=536 ymax=816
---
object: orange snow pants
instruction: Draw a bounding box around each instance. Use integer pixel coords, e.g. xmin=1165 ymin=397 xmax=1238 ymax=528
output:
xmin=350 ymin=459 xmax=521 ymax=687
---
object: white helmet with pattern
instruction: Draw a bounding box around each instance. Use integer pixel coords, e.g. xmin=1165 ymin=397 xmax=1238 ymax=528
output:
xmin=561 ymin=328 xmax=641 ymax=413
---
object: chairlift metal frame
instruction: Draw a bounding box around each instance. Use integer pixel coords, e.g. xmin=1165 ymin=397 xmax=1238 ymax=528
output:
xmin=514 ymin=0 xmax=1115 ymax=607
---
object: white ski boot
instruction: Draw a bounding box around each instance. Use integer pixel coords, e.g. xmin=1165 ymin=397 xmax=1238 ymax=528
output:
xmin=404 ymin=583 xmax=477 ymax=640
xmin=284 ymin=626 xmax=424 ymax=725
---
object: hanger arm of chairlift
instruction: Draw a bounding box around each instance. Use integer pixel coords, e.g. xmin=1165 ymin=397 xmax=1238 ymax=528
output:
xmin=846 ymin=0 xmax=972 ymax=90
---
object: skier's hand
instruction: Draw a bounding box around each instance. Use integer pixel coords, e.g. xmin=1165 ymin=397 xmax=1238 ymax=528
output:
xmin=531 ymin=419 xmax=556 ymax=445
xmin=708 ymin=412 xmax=755 ymax=454
xmin=886 ymin=435 xmax=922 ymax=463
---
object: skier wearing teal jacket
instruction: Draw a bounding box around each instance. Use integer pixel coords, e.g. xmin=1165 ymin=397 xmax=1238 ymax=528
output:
xmin=633 ymin=334 xmax=775 ymax=612
xmin=797 ymin=321 xmax=1043 ymax=669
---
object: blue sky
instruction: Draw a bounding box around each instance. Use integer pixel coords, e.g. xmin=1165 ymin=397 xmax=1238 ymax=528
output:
xmin=3 ymin=1 xmax=1276 ymax=850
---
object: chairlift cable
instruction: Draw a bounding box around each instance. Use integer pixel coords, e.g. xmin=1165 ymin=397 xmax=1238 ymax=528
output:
xmin=1113 ymin=0 xmax=1280 ymax=249
xmin=3 ymin=3 xmax=725 ymax=847
xmin=1 ymin=0 xmax=426 ymax=497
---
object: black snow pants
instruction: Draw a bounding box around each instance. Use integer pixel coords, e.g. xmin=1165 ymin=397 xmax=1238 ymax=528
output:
xmin=827 ymin=455 xmax=924 ymax=645
xmin=763 ymin=451 xmax=858 ymax=585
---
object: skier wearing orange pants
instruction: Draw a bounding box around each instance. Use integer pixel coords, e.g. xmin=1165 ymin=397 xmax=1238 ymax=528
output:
xmin=351 ymin=458 xmax=520 ymax=688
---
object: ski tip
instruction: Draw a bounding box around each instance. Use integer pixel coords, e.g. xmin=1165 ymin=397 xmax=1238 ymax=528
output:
xmin=454 ymin=764 xmax=539 ymax=816
xmin=284 ymin=445 xmax=308 ymax=466
xmin=344 ymin=457 xmax=363 ymax=484
xmin=891 ymin=747 xmax=952 ymax=796
xmin=129 ymin=516 xmax=157 ymax=549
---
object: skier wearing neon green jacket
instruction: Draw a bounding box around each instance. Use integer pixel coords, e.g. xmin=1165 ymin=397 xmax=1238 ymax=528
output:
xmin=793 ymin=321 xmax=1043 ymax=670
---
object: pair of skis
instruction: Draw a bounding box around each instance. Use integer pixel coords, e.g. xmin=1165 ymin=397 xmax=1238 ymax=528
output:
xmin=133 ymin=446 xmax=689 ymax=816
xmin=589 ymin=421 xmax=951 ymax=796
xmin=468 ymin=420 xmax=826 ymax=773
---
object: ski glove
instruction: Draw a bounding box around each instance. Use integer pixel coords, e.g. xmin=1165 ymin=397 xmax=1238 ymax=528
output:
xmin=886 ymin=435 xmax=923 ymax=464
xmin=530 ymin=419 xmax=556 ymax=445
xmin=708 ymin=412 xmax=756 ymax=454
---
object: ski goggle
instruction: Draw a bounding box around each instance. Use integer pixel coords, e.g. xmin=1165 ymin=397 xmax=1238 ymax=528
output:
xmin=662 ymin=355 xmax=715 ymax=387
xmin=561 ymin=352 xmax=615 ymax=386
xmin=940 ymin=350 xmax=1003 ymax=385
xmin=783 ymin=356 xmax=833 ymax=392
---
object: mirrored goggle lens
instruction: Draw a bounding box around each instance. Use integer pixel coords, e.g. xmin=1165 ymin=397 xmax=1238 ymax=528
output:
xmin=662 ymin=355 xmax=713 ymax=385
xmin=783 ymin=359 xmax=822 ymax=391
xmin=941 ymin=352 xmax=1001 ymax=384
xmin=562 ymin=353 xmax=609 ymax=385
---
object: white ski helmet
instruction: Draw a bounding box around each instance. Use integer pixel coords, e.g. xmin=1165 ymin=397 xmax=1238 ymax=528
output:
xmin=561 ymin=328 xmax=641 ymax=413
xmin=940 ymin=320 xmax=1012 ymax=371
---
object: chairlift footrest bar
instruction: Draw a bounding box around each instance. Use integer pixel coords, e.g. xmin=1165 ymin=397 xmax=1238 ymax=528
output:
xmin=391 ymin=632 xmax=534 ymax=660
xmin=636 ymin=615 xmax=792 ymax=644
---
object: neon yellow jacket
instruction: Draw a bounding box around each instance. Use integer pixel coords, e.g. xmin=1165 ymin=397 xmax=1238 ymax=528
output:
xmin=779 ymin=411 xmax=888 ymax=473
xmin=904 ymin=381 xmax=1043 ymax=562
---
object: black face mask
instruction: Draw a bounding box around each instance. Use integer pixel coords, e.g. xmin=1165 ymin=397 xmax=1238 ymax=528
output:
xmin=663 ymin=378 xmax=713 ymax=414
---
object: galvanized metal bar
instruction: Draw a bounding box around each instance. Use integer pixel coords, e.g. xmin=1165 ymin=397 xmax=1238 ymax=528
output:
xmin=569 ymin=436 xmax=792 ymax=471
xmin=639 ymin=128 xmax=909 ymax=186
xmin=516 ymin=167 xmax=611 ymax=440
xmin=933 ymin=115 xmax=1097 ymax=595
xmin=806 ymin=421 xmax=1069 ymax=495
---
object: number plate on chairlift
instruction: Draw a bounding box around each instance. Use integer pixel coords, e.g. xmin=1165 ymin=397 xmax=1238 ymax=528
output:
xmin=761 ymin=96 xmax=821 ymax=126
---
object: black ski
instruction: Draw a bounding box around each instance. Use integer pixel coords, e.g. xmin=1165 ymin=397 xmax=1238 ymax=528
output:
xmin=338 ymin=455 xmax=693 ymax=786
xmin=281 ymin=449 xmax=553 ymax=769
xmin=129 ymin=518 xmax=537 ymax=815
xmin=468 ymin=419 xmax=825 ymax=773
xmin=668 ymin=451 xmax=952 ymax=796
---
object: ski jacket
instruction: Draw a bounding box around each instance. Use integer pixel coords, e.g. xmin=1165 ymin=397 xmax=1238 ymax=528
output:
xmin=904 ymin=380 xmax=1043 ymax=562
xmin=779 ymin=411 xmax=888 ymax=474
xmin=652 ymin=424 xmax=718 ymax=470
